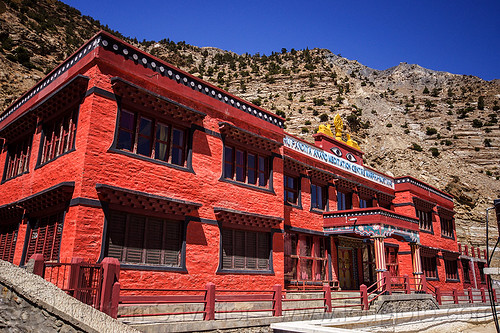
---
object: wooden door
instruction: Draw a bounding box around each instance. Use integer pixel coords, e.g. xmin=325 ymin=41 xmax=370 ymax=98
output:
xmin=338 ymin=247 xmax=355 ymax=290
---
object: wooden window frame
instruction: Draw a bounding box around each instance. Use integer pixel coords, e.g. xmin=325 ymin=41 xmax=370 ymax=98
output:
xmin=461 ymin=259 xmax=471 ymax=283
xmin=25 ymin=212 xmax=64 ymax=264
xmin=220 ymin=227 xmax=271 ymax=272
xmin=3 ymin=135 xmax=32 ymax=181
xmin=337 ymin=190 xmax=353 ymax=211
xmin=359 ymin=197 xmax=374 ymax=209
xmin=223 ymin=144 xmax=270 ymax=188
xmin=284 ymin=233 xmax=329 ymax=283
xmin=422 ymin=255 xmax=438 ymax=280
xmin=444 ymin=259 xmax=459 ymax=281
xmin=105 ymin=211 xmax=184 ymax=269
xmin=440 ymin=216 xmax=454 ymax=239
xmin=115 ymin=108 xmax=189 ymax=168
xmin=0 ymin=224 xmax=18 ymax=263
xmin=39 ymin=110 xmax=78 ymax=166
xmin=284 ymin=174 xmax=299 ymax=205
xmin=416 ymin=208 xmax=433 ymax=232
xmin=478 ymin=262 xmax=486 ymax=284
xmin=311 ymin=183 xmax=328 ymax=211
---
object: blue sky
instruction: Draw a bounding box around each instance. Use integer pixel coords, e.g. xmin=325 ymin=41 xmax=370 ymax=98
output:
xmin=64 ymin=0 xmax=500 ymax=80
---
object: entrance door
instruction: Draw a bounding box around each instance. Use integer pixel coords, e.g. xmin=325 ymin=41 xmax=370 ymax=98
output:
xmin=338 ymin=247 xmax=355 ymax=290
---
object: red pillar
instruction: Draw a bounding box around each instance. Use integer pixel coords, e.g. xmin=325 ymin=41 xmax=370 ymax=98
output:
xmin=453 ymin=288 xmax=459 ymax=304
xmin=273 ymin=284 xmax=283 ymax=316
xmin=384 ymin=270 xmax=392 ymax=295
xmin=100 ymin=257 xmax=120 ymax=317
xmin=323 ymin=285 xmax=332 ymax=313
xmin=30 ymin=253 xmax=45 ymax=277
xmin=360 ymin=284 xmax=368 ymax=310
xmin=468 ymin=287 xmax=473 ymax=303
xmin=435 ymin=286 xmax=442 ymax=305
xmin=68 ymin=257 xmax=83 ymax=298
xmin=110 ymin=282 xmax=121 ymax=319
xmin=204 ymin=282 xmax=215 ymax=320
xmin=481 ymin=288 xmax=486 ymax=303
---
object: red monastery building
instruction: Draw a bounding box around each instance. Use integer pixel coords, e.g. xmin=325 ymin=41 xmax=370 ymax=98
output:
xmin=0 ymin=31 xmax=485 ymax=292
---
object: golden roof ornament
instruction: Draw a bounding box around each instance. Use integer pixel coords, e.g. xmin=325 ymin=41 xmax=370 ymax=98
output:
xmin=317 ymin=123 xmax=333 ymax=137
xmin=317 ymin=113 xmax=361 ymax=150
xmin=333 ymin=114 xmax=343 ymax=140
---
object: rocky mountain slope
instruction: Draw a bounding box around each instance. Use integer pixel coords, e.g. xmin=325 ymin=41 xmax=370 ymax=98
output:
xmin=1 ymin=0 xmax=499 ymax=247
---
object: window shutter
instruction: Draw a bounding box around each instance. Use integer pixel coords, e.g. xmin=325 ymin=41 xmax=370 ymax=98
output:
xmin=107 ymin=212 xmax=126 ymax=261
xmin=44 ymin=223 xmax=56 ymax=261
xmin=125 ymin=215 xmax=145 ymax=263
xmin=164 ymin=220 xmax=181 ymax=266
xmin=0 ymin=230 xmax=17 ymax=263
xmin=145 ymin=218 xmax=163 ymax=265
xmin=222 ymin=228 xmax=234 ymax=269
xmin=35 ymin=225 xmax=47 ymax=259
xmin=246 ymin=231 xmax=257 ymax=269
xmin=257 ymin=233 xmax=270 ymax=270
xmin=234 ymin=230 xmax=246 ymax=269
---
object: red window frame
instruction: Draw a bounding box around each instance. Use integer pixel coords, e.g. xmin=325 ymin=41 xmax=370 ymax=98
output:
xmin=0 ymin=225 xmax=18 ymax=263
xmin=284 ymin=233 xmax=328 ymax=282
xmin=116 ymin=109 xmax=187 ymax=167
xmin=4 ymin=136 xmax=31 ymax=180
xmin=106 ymin=211 xmax=183 ymax=267
xmin=25 ymin=212 xmax=64 ymax=264
xmin=221 ymin=228 xmax=270 ymax=271
xmin=223 ymin=145 xmax=269 ymax=188
xmin=40 ymin=110 xmax=77 ymax=165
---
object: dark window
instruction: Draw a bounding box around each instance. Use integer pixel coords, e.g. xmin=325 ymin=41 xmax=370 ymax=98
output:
xmin=461 ymin=259 xmax=471 ymax=283
xmin=40 ymin=110 xmax=77 ymax=164
xmin=223 ymin=146 xmax=269 ymax=187
xmin=478 ymin=262 xmax=486 ymax=284
xmin=337 ymin=191 xmax=352 ymax=210
xmin=4 ymin=136 xmax=31 ymax=180
xmin=422 ymin=255 xmax=438 ymax=279
xmin=221 ymin=228 xmax=270 ymax=271
xmin=444 ymin=259 xmax=459 ymax=280
xmin=440 ymin=216 xmax=454 ymax=238
xmin=116 ymin=109 xmax=187 ymax=167
xmin=359 ymin=198 xmax=373 ymax=208
xmin=0 ymin=224 xmax=18 ymax=263
xmin=311 ymin=183 xmax=327 ymax=210
xmin=416 ymin=208 xmax=433 ymax=232
xmin=25 ymin=212 xmax=64 ymax=264
xmin=106 ymin=211 xmax=182 ymax=267
xmin=284 ymin=175 xmax=299 ymax=204
xmin=284 ymin=233 xmax=328 ymax=282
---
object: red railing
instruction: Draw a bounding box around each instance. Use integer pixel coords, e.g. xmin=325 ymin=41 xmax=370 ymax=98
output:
xmin=365 ymin=276 xmax=387 ymax=309
xmin=30 ymin=254 xmax=120 ymax=318
xmin=118 ymin=287 xmax=209 ymax=319
xmin=44 ymin=259 xmax=103 ymax=308
xmin=29 ymin=254 xmax=500 ymax=321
